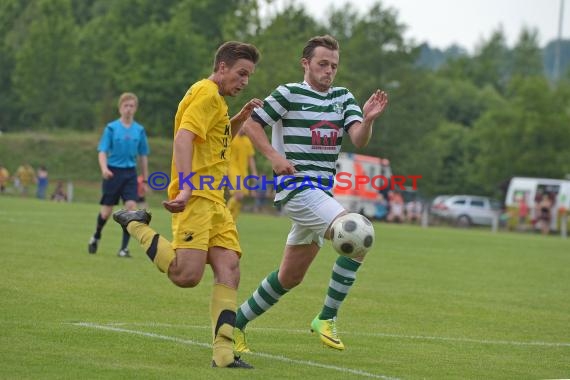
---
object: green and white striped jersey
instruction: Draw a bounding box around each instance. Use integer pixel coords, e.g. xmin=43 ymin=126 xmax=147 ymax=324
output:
xmin=252 ymin=81 xmax=363 ymax=205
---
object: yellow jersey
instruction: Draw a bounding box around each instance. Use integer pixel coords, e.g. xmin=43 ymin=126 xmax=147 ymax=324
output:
xmin=0 ymin=167 xmax=9 ymax=182
xmin=16 ymin=165 xmax=35 ymax=186
xmin=168 ymin=79 xmax=231 ymax=205
xmin=228 ymin=134 xmax=254 ymax=182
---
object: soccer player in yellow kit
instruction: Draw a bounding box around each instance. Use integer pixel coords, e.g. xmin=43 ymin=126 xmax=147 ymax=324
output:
xmin=227 ymin=129 xmax=257 ymax=221
xmin=112 ymin=41 xmax=262 ymax=369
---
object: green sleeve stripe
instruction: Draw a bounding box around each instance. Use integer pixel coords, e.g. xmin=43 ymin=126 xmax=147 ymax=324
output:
xmin=271 ymin=88 xmax=290 ymax=110
xmin=285 ymin=152 xmax=339 ymax=162
xmin=263 ymin=103 xmax=282 ymax=122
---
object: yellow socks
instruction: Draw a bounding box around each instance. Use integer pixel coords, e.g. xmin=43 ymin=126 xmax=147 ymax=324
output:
xmin=126 ymin=221 xmax=175 ymax=273
xmin=210 ymin=284 xmax=237 ymax=367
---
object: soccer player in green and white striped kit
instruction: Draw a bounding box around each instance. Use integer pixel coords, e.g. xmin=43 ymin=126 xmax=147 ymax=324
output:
xmin=234 ymin=35 xmax=388 ymax=352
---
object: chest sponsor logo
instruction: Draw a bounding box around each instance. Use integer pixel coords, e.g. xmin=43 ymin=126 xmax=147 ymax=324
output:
xmin=310 ymin=121 xmax=339 ymax=151
xmin=220 ymin=121 xmax=230 ymax=160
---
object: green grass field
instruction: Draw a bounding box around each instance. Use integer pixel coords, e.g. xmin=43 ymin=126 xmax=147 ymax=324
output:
xmin=1 ymin=196 xmax=569 ymax=379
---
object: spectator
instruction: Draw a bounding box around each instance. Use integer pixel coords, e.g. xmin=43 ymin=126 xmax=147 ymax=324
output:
xmin=406 ymin=199 xmax=422 ymax=224
xmin=379 ymin=158 xmax=391 ymax=208
xmin=51 ymin=180 xmax=68 ymax=202
xmin=387 ymin=191 xmax=405 ymax=223
xmin=15 ymin=163 xmax=36 ymax=196
xmin=36 ymin=165 xmax=49 ymax=199
xmin=374 ymin=193 xmax=388 ymax=220
xmin=517 ymin=194 xmax=529 ymax=230
xmin=0 ymin=165 xmax=9 ymax=193
xmin=537 ymin=193 xmax=553 ymax=235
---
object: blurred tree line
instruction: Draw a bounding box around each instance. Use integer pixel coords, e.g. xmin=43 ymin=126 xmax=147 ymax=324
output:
xmin=1 ymin=0 xmax=570 ymax=198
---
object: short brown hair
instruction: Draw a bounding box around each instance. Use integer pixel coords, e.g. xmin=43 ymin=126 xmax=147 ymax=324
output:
xmin=302 ymin=35 xmax=339 ymax=60
xmin=213 ymin=41 xmax=260 ymax=72
xmin=118 ymin=92 xmax=138 ymax=108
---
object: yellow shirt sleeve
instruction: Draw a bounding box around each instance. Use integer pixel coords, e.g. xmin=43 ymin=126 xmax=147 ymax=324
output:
xmin=179 ymin=88 xmax=220 ymax=143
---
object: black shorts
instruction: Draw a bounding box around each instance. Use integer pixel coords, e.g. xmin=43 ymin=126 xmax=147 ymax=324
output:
xmin=100 ymin=167 xmax=138 ymax=206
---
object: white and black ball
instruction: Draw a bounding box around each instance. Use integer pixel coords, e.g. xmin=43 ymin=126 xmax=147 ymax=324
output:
xmin=330 ymin=213 xmax=375 ymax=258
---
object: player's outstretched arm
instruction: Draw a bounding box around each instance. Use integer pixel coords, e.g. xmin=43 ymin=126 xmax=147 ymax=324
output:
xmin=348 ymin=90 xmax=389 ymax=148
xmin=243 ymin=118 xmax=295 ymax=175
xmin=231 ymin=98 xmax=264 ymax=137
xmin=362 ymin=90 xmax=389 ymax=122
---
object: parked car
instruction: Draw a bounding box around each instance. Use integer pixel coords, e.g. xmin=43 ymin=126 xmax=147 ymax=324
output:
xmin=429 ymin=195 xmax=501 ymax=227
xmin=429 ymin=195 xmax=451 ymax=219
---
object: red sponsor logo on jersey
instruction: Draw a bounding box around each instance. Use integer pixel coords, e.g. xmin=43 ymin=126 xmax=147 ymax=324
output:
xmin=310 ymin=121 xmax=339 ymax=150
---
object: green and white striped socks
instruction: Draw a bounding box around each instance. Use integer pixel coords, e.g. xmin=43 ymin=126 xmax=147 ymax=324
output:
xmin=319 ymin=256 xmax=361 ymax=320
xmin=236 ymin=270 xmax=288 ymax=330
xmin=235 ymin=256 xmax=361 ymax=329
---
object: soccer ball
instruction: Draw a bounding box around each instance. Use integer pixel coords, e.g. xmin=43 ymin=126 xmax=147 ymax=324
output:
xmin=330 ymin=213 xmax=375 ymax=258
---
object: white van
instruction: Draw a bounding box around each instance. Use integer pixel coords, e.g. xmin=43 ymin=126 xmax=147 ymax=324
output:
xmin=505 ymin=177 xmax=570 ymax=231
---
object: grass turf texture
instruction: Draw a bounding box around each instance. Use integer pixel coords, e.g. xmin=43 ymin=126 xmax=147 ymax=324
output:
xmin=1 ymin=196 xmax=569 ymax=379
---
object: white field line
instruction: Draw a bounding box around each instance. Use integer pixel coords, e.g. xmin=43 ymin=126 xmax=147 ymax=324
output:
xmin=101 ymin=322 xmax=570 ymax=348
xmin=72 ymin=322 xmax=398 ymax=380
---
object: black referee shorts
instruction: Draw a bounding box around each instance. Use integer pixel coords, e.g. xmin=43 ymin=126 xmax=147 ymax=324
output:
xmin=100 ymin=167 xmax=138 ymax=206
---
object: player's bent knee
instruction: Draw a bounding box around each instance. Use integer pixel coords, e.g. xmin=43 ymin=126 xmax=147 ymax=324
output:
xmin=170 ymin=276 xmax=201 ymax=288
xmin=212 ymin=265 xmax=240 ymax=287
xmin=169 ymin=271 xmax=202 ymax=288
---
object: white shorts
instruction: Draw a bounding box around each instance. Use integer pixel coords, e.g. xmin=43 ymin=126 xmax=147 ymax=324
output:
xmin=282 ymin=189 xmax=345 ymax=247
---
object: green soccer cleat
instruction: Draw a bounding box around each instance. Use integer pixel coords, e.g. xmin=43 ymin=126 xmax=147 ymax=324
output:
xmin=233 ymin=328 xmax=251 ymax=353
xmin=310 ymin=315 xmax=345 ymax=350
